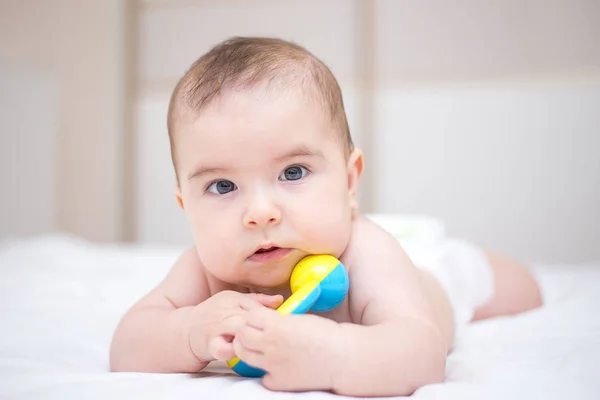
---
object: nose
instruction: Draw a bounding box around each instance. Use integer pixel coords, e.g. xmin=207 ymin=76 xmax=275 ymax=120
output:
xmin=242 ymin=190 xmax=282 ymax=228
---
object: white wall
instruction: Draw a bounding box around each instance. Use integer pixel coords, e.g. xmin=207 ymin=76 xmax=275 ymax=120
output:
xmin=375 ymin=82 xmax=600 ymax=263
xmin=132 ymin=0 xmax=600 ymax=263
xmin=0 ymin=63 xmax=58 ymax=238
xmin=372 ymin=0 xmax=600 ymax=263
xmin=0 ymin=0 xmax=125 ymax=241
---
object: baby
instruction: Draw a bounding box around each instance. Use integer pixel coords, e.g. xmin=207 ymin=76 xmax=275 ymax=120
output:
xmin=110 ymin=37 xmax=542 ymax=396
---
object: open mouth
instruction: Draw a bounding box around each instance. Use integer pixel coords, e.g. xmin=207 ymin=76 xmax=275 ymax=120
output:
xmin=255 ymin=246 xmax=279 ymax=254
xmin=248 ymin=246 xmax=292 ymax=263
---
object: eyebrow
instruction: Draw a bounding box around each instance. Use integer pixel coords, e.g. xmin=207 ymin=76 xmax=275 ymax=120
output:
xmin=187 ymin=166 xmax=226 ymax=181
xmin=187 ymin=146 xmax=324 ymax=182
xmin=273 ymin=146 xmax=324 ymax=163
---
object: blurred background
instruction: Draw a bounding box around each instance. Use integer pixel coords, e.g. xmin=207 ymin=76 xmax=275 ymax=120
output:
xmin=0 ymin=0 xmax=598 ymax=263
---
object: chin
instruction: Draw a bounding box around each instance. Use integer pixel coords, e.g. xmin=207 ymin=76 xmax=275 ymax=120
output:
xmin=256 ymin=272 xmax=293 ymax=289
xmin=252 ymin=265 xmax=295 ymax=289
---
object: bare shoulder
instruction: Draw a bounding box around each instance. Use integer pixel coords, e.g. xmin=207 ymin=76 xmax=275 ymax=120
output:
xmin=343 ymin=214 xmax=406 ymax=262
xmin=341 ymin=214 xmax=438 ymax=327
xmin=130 ymin=246 xmax=212 ymax=311
xmin=340 ymin=214 xmax=414 ymax=276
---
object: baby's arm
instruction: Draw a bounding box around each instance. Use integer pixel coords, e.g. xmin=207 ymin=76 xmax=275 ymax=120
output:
xmin=109 ymin=247 xmax=212 ymax=372
xmin=333 ymin=216 xmax=448 ymax=396
xmin=109 ymin=247 xmax=281 ymax=373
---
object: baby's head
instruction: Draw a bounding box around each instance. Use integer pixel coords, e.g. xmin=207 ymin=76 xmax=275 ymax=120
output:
xmin=168 ymin=37 xmax=363 ymax=290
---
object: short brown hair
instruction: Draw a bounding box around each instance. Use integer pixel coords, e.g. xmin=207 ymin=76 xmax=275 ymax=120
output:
xmin=167 ymin=37 xmax=353 ymax=181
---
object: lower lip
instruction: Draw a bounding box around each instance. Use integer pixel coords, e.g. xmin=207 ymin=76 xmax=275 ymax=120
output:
xmin=248 ymin=248 xmax=292 ymax=263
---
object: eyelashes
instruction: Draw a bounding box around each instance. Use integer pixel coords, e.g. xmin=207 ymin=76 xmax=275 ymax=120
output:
xmin=206 ymin=180 xmax=237 ymax=195
xmin=279 ymin=165 xmax=309 ymax=181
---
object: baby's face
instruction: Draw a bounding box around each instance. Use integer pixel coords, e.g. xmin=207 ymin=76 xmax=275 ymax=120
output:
xmin=174 ymin=87 xmax=360 ymax=290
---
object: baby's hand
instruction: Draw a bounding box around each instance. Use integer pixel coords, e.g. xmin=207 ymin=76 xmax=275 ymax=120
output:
xmin=233 ymin=305 xmax=340 ymax=392
xmin=189 ymin=291 xmax=283 ymax=362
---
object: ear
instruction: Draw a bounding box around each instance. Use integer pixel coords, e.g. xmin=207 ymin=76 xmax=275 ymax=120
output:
xmin=175 ymin=185 xmax=184 ymax=209
xmin=346 ymin=148 xmax=364 ymax=211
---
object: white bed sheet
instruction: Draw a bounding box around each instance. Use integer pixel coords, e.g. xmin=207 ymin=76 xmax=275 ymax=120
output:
xmin=0 ymin=234 xmax=599 ymax=400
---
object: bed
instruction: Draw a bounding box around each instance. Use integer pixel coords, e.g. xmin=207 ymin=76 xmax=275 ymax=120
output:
xmin=1 ymin=233 xmax=599 ymax=399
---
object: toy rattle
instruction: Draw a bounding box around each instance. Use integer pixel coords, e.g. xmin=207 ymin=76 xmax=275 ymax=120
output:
xmin=226 ymin=254 xmax=349 ymax=377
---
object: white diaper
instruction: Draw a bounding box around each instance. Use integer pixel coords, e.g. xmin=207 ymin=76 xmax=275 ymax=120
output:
xmin=366 ymin=214 xmax=495 ymax=328
xmin=418 ymin=238 xmax=495 ymax=328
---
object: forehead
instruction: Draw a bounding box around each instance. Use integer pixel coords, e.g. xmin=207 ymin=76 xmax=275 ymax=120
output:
xmin=196 ymin=85 xmax=322 ymax=130
xmin=175 ymin=87 xmax=337 ymax=163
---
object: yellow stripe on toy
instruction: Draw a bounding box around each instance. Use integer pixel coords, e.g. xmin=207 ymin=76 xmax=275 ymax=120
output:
xmin=277 ymin=280 xmax=320 ymax=315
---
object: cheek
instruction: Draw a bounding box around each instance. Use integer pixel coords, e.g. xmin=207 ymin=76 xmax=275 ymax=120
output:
xmin=301 ymin=218 xmax=351 ymax=258
xmin=292 ymin=175 xmax=353 ymax=255
xmin=185 ymin=203 xmax=239 ymax=273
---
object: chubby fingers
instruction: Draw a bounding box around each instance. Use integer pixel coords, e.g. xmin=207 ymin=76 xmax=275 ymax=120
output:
xmin=233 ymin=307 xmax=283 ymax=369
xmin=208 ymin=335 xmax=236 ymax=360
xmin=241 ymin=293 xmax=284 ymax=311
xmin=208 ymin=315 xmax=245 ymax=360
xmin=256 ymin=293 xmax=284 ymax=309
xmin=245 ymin=305 xmax=280 ymax=330
xmin=216 ymin=315 xmax=246 ymax=336
xmin=235 ymin=323 xmax=265 ymax=351
xmin=233 ymin=328 xmax=266 ymax=370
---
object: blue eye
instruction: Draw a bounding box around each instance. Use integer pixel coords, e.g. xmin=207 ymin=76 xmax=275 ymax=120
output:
xmin=207 ymin=180 xmax=237 ymax=194
xmin=280 ymin=165 xmax=308 ymax=181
